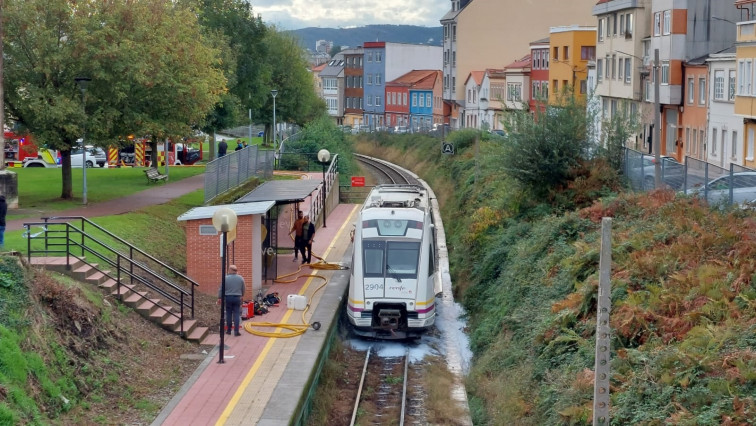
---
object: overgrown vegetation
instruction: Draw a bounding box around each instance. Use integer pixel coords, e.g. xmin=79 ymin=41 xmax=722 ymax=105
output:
xmin=354 ymin=108 xmax=756 ymax=423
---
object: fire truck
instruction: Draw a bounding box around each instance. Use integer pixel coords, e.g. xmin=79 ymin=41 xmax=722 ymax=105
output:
xmin=113 ymin=137 xmax=202 ymax=167
xmin=3 ymin=131 xmax=60 ymax=168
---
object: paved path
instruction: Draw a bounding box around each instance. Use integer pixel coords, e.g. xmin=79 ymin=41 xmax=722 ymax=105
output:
xmin=7 ymin=174 xmax=205 ymax=231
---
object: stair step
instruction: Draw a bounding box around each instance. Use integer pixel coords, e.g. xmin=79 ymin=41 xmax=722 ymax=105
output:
xmin=99 ymin=279 xmax=118 ymax=292
xmin=136 ymin=299 xmax=161 ymax=315
xmin=187 ymin=326 xmax=210 ymax=343
xmin=161 ymin=314 xmax=181 ymax=330
xmin=149 ymin=305 xmax=172 ymax=322
xmin=122 ymin=291 xmax=149 ymax=307
xmin=86 ymin=270 xmax=111 ymax=285
xmin=111 ymin=283 xmax=135 ymax=298
xmin=171 ymin=319 xmax=198 ymax=334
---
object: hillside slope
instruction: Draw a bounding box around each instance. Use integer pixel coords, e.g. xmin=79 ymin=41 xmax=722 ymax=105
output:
xmin=354 ymin=132 xmax=756 ymax=425
xmin=289 ymin=24 xmax=442 ymax=50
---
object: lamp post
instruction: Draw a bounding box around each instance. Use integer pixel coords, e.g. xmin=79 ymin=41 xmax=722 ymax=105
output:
xmin=212 ymin=207 xmax=238 ymax=364
xmin=248 ymin=93 xmax=252 ymax=148
xmin=317 ymin=149 xmax=331 ymax=228
xmin=75 ymin=77 xmax=92 ymax=205
xmin=271 ymin=89 xmax=278 ymax=151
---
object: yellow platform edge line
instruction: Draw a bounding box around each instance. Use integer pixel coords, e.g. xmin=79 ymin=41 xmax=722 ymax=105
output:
xmin=215 ymin=204 xmax=358 ymax=425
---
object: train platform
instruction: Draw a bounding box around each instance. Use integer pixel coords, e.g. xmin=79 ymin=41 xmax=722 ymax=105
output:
xmin=152 ymin=202 xmax=360 ymax=426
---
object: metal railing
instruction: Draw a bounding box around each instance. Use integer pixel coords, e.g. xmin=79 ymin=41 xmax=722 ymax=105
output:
xmin=24 ymin=216 xmax=198 ymax=336
xmin=204 ymin=145 xmax=274 ymax=204
xmin=622 ymin=148 xmax=756 ymax=207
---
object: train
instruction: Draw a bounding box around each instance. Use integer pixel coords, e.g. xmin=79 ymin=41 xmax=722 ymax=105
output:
xmin=347 ymin=184 xmax=439 ymax=339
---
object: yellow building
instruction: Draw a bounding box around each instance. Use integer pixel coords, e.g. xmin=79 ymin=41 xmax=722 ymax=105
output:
xmin=548 ymin=26 xmax=597 ymax=105
xmin=735 ymin=6 xmax=756 ymax=168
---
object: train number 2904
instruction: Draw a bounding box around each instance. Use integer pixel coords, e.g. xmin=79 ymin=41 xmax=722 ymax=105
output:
xmin=365 ymin=283 xmax=384 ymax=291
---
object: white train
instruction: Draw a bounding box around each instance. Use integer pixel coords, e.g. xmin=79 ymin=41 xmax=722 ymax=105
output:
xmin=347 ymin=184 xmax=438 ymax=339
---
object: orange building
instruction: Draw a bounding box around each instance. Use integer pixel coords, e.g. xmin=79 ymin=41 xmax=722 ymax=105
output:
xmin=679 ymin=61 xmax=708 ymax=162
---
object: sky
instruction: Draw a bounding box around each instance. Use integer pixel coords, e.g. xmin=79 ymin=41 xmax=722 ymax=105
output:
xmin=253 ymin=0 xmax=448 ymax=30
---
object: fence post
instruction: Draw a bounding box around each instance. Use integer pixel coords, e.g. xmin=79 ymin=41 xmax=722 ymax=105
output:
xmin=593 ymin=217 xmax=612 ymax=425
xmin=729 ymin=163 xmax=735 ymax=206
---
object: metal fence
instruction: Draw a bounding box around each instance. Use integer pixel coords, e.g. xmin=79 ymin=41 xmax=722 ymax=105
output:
xmin=204 ymin=145 xmax=274 ymax=204
xmin=623 ymin=148 xmax=756 ymax=207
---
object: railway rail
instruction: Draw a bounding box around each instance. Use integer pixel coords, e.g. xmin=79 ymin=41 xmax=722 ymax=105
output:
xmin=354 ymin=154 xmax=421 ymax=186
xmin=350 ymin=346 xmax=426 ymax=425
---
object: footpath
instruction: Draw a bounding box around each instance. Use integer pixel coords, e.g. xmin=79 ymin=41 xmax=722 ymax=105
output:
xmin=7 ymin=174 xmax=205 ymax=232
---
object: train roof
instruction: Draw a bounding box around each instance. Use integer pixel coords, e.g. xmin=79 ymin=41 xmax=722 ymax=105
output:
xmin=363 ymin=184 xmax=429 ymax=211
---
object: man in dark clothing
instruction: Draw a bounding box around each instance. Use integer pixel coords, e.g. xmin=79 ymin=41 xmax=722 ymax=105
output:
xmin=299 ymin=215 xmax=315 ymax=264
xmin=0 ymin=195 xmax=6 ymax=249
xmin=217 ymin=264 xmax=245 ymax=336
xmin=218 ymin=140 xmax=228 ymax=157
xmin=289 ymin=210 xmax=305 ymax=262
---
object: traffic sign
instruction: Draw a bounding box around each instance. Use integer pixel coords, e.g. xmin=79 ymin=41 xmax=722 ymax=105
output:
xmin=442 ymin=143 xmax=454 ymax=154
xmin=351 ymin=176 xmax=366 ymax=187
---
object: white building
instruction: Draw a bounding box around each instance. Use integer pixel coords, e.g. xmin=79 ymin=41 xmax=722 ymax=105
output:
xmin=706 ymin=51 xmax=742 ymax=168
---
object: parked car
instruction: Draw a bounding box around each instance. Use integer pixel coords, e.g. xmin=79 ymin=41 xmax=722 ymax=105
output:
xmin=71 ymin=146 xmax=107 ymax=168
xmin=338 ymin=125 xmax=352 ymax=134
xmin=684 ymin=171 xmax=756 ymax=206
xmin=394 ymin=126 xmax=409 ymax=134
xmin=625 ymin=155 xmax=684 ymax=190
xmin=490 ymin=129 xmax=506 ymax=137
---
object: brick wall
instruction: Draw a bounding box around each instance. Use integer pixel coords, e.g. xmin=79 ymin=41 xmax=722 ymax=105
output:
xmin=185 ymin=216 xmax=256 ymax=298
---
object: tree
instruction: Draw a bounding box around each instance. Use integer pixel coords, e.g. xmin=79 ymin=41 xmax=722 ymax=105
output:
xmin=3 ymin=0 xmax=225 ymax=198
xmin=329 ymin=45 xmax=342 ymax=58
xmin=497 ymin=96 xmax=589 ymax=195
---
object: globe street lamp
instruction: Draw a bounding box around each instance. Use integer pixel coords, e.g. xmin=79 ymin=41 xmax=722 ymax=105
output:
xmin=212 ymin=207 xmax=238 ymax=364
xmin=75 ymin=77 xmax=92 ymax=205
xmin=317 ymin=149 xmax=331 ymax=228
xmin=271 ymin=89 xmax=278 ymax=152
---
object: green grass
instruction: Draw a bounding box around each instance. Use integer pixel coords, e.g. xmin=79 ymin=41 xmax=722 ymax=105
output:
xmin=6 ymin=166 xmax=205 ymax=219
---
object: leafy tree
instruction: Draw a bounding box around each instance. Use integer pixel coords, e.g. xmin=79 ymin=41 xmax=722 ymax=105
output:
xmin=262 ymin=29 xmax=326 ymax=143
xmin=497 ymin=97 xmax=589 ymax=196
xmin=329 ymin=45 xmax=343 ymax=58
xmin=3 ymin=0 xmax=225 ymax=199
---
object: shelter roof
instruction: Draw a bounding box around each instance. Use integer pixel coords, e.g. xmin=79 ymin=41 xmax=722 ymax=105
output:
xmin=235 ymin=180 xmax=322 ymax=205
xmin=177 ymin=201 xmax=274 ymax=222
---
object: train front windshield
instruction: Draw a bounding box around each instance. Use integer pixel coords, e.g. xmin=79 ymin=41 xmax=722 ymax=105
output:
xmin=363 ymin=241 xmax=420 ymax=279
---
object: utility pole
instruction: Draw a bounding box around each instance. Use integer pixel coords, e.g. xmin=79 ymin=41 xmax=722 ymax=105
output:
xmin=593 ymin=217 xmax=612 ymax=425
xmin=653 ymin=49 xmax=661 ymax=188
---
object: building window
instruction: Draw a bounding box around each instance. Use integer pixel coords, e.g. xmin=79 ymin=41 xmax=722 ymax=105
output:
xmin=612 ymin=55 xmax=617 ymax=80
xmin=533 ymin=81 xmax=540 ymax=98
xmin=453 ymin=25 xmax=456 ymax=41
xmin=597 ymin=59 xmax=603 ymax=82
xmin=376 ymin=52 xmax=382 ymax=62
xmin=691 ymin=129 xmax=698 ymax=156
xmin=564 ymin=46 xmax=569 ymax=60
xmin=685 ymin=127 xmax=691 ymax=154
xmin=453 ymin=51 xmax=456 ymax=66
xmin=444 ymin=50 xmax=449 ymax=65
xmin=732 ymin=131 xmax=738 ymax=158
xmin=748 ymin=60 xmax=754 ymax=95
xmin=700 ymin=130 xmax=706 ymax=157
xmin=688 ymin=78 xmax=695 ymax=104
xmin=419 ymin=93 xmax=424 ymax=107
xmin=606 ymin=56 xmax=611 ymax=79
xmin=598 ymin=18 xmax=604 ymax=42
xmin=367 ymin=95 xmax=372 ymax=106
xmin=714 ymin=70 xmax=725 ymax=100
xmin=376 ymin=74 xmax=382 ymax=85
xmin=750 ymin=128 xmax=756 ymax=159
xmin=626 ymin=14 xmax=633 ymax=36
xmin=729 ymin=70 xmax=736 ymax=101
xmin=654 ymin=12 xmax=661 ymax=36
xmin=367 ymin=52 xmax=373 ymax=62
xmin=620 ymin=13 xmax=625 ymax=35
xmin=624 ymin=58 xmax=632 ymax=83
xmin=580 ymin=80 xmax=587 ymax=94
xmin=375 ymin=96 xmax=381 ymax=106
xmin=661 ymin=61 xmax=670 ymax=84
xmin=712 ymin=128 xmax=718 ymax=154
xmin=444 ymin=25 xmax=448 ymax=40
xmin=542 ymin=81 xmax=549 ymax=99
xmin=412 ymin=93 xmax=418 ymax=106
xmin=553 ymin=79 xmax=558 ymax=94
xmin=367 ymin=74 xmax=373 ymax=85
xmin=581 ymin=46 xmax=595 ymax=61
xmin=545 ymin=51 xmax=549 ymax=67
xmin=507 ymin=83 xmax=522 ymax=101
xmin=619 ymin=58 xmax=624 ymax=80
xmin=553 ymin=46 xmax=559 ymax=61
xmin=663 ymin=10 xmax=671 ymax=35
xmin=427 ymin=93 xmax=432 ymax=107
xmin=699 ymin=78 xmax=706 ymax=104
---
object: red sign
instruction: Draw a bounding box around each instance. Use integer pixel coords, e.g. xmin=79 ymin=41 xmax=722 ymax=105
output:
xmin=351 ymin=176 xmax=365 ymax=187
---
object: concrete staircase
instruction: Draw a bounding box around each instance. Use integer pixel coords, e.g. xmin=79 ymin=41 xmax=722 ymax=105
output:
xmin=30 ymin=256 xmax=210 ymax=344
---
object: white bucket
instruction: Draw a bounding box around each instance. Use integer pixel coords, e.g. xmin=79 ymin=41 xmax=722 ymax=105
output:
xmin=287 ymin=294 xmax=307 ymax=311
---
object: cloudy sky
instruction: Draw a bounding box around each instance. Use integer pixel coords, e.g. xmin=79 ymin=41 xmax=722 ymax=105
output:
xmin=253 ymin=0 xmax=448 ymax=30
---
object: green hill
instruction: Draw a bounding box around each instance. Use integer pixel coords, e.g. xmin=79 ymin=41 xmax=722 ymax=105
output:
xmin=288 ymin=24 xmax=442 ymax=51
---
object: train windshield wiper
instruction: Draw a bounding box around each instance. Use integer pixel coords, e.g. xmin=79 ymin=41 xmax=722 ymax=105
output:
xmin=386 ymin=264 xmax=402 ymax=282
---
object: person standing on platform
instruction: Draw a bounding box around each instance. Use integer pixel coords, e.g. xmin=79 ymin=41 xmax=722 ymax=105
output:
xmin=300 ymin=215 xmax=315 ymax=264
xmin=217 ymin=265 xmax=245 ymax=336
xmin=289 ymin=210 xmax=305 ymax=262
xmin=218 ymin=139 xmax=228 ymax=157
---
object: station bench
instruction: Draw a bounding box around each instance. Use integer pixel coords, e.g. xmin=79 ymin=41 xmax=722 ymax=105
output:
xmin=144 ymin=168 xmax=168 ymax=184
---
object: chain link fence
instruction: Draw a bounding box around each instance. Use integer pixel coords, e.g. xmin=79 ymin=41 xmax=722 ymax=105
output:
xmin=623 ymin=148 xmax=756 ymax=207
xmin=204 ymin=146 xmax=274 ymax=204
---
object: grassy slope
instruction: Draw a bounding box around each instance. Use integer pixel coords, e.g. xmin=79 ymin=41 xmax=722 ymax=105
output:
xmin=354 ymin=134 xmax=756 ymax=425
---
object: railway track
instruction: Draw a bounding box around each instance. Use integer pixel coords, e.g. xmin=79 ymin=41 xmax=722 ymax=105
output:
xmin=355 ymin=154 xmax=421 ymax=186
xmin=350 ymin=346 xmax=426 ymax=425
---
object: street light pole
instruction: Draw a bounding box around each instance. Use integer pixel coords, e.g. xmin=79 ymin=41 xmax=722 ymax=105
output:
xmin=317 ymin=149 xmax=331 ymax=228
xmin=271 ymin=89 xmax=278 ymax=152
xmin=212 ymin=208 xmax=238 ymax=365
xmin=75 ymin=77 xmax=92 ymax=205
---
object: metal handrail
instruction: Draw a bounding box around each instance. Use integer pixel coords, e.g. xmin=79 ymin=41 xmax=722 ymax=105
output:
xmin=24 ymin=220 xmax=194 ymax=334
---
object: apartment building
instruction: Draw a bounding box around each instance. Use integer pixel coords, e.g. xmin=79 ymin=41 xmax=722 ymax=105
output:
xmin=548 ymin=26 xmax=596 ymax=104
xmin=362 ymin=42 xmax=442 ymax=130
xmin=593 ymin=0 xmax=651 ymax=150
xmin=530 ymin=38 xmax=551 ymax=113
xmin=735 ymin=1 xmax=756 ymax=169
xmin=342 ymin=47 xmax=364 ymax=128
xmin=440 ymin=0 xmax=596 ymax=128
xmin=319 ymin=58 xmax=345 ymax=125
xmin=706 ymin=51 xmax=741 ymax=168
